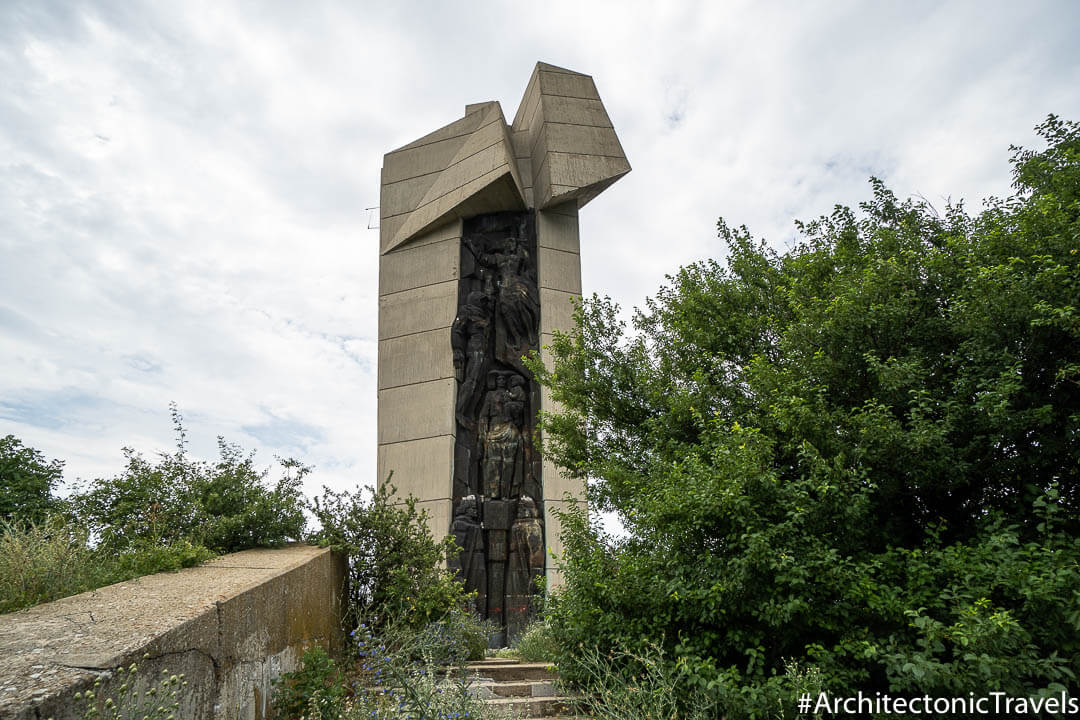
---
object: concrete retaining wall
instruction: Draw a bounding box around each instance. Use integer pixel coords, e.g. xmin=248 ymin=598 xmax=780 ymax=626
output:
xmin=0 ymin=544 xmax=345 ymax=720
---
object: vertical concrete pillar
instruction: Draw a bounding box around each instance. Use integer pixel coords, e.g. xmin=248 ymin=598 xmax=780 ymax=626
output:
xmin=377 ymin=63 xmax=629 ymax=608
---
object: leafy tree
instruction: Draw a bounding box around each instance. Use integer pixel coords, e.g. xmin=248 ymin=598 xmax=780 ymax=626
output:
xmin=308 ymin=482 xmax=471 ymax=632
xmin=0 ymin=435 xmax=63 ymax=525
xmin=531 ymin=116 xmax=1080 ymax=715
xmin=69 ymin=405 xmax=308 ymax=554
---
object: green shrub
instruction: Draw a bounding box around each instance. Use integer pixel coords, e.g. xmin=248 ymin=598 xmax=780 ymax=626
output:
xmin=349 ymin=617 xmax=513 ymax=720
xmin=69 ymin=405 xmax=308 ymax=555
xmin=532 ymin=116 xmax=1080 ymax=716
xmin=0 ymin=435 xmax=63 ymax=526
xmin=271 ymin=646 xmax=344 ymax=720
xmin=69 ymin=657 xmax=187 ymax=720
xmin=411 ymin=608 xmax=495 ymax=664
xmin=0 ymin=515 xmax=214 ymax=614
xmin=514 ymin=619 xmax=559 ymax=662
xmin=563 ymin=641 xmax=722 ymax=720
xmin=308 ymin=482 xmax=470 ymax=631
xmin=0 ymin=515 xmax=97 ymax=613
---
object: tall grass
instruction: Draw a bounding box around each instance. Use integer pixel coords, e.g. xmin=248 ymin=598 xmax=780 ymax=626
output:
xmin=0 ymin=516 xmax=213 ymax=614
xmin=560 ymin=642 xmax=721 ymax=720
xmin=0 ymin=516 xmax=98 ymax=613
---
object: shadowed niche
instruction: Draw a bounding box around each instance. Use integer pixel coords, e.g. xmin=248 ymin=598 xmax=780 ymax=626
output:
xmin=448 ymin=210 xmax=544 ymax=646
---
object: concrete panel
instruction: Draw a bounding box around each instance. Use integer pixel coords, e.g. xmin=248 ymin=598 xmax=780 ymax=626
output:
xmin=377 ymin=378 xmax=456 ymax=445
xmin=547 ymin=152 xmax=631 ymax=193
xmin=532 ymin=153 xmax=552 ymax=217
xmin=383 ymin=131 xmax=473 ymax=187
xmin=380 ymin=236 xmax=459 ymax=295
xmin=380 ymin=280 xmax=458 ymax=340
xmin=543 ymin=497 xmax=587 ymax=591
xmin=381 ymin=171 xmax=442 ymax=219
xmin=538 ymin=247 xmax=582 ymax=295
xmin=545 ymin=201 xmax=579 ymax=218
xmin=378 ymin=328 xmax=455 ymax=390
xmin=0 ymin=546 xmax=345 ymax=720
xmin=417 ymin=499 xmax=454 ymax=547
xmin=511 ymin=128 xmax=532 ymax=159
xmin=539 ymin=95 xmax=613 ymax=128
xmin=391 ymin=109 xmax=486 ymax=154
xmin=378 ymin=435 xmax=455 ymax=500
xmin=465 ymin=100 xmax=497 ymax=115
xmin=516 ymin=156 xmax=533 ymax=190
xmin=511 ymin=67 xmax=542 ymax=129
xmin=537 ymin=206 xmax=580 ymax=253
xmin=542 ymin=123 xmax=626 ymax=158
xmin=538 ymin=70 xmax=600 ymax=100
xmin=543 ymin=459 xmax=586 ymax=504
xmin=540 ymin=288 xmax=579 ymax=338
xmin=391 ymin=167 xmax=524 ymax=252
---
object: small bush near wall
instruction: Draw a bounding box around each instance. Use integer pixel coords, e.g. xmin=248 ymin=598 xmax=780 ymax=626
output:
xmin=308 ymin=482 xmax=470 ymax=631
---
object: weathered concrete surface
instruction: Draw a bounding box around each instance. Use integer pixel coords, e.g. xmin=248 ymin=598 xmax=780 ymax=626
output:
xmin=0 ymin=544 xmax=345 ymax=720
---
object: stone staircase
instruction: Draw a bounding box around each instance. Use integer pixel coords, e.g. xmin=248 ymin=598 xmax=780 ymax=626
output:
xmin=467 ymin=657 xmax=583 ymax=718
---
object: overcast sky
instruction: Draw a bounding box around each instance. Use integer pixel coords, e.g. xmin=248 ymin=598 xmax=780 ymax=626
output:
xmin=3 ymin=1 xmax=1078 ymax=504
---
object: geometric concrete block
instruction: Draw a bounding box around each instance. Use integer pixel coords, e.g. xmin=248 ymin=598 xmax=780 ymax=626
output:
xmin=382 ymin=103 xmax=526 ymax=254
xmin=378 ymin=435 xmax=455 ymax=501
xmin=537 ymin=204 xmax=580 ymax=253
xmin=379 ymin=280 xmax=458 ymax=340
xmin=376 ymin=378 xmax=455 ymax=445
xmin=511 ymin=63 xmax=630 ymax=211
xmin=378 ymin=62 xmax=630 ymax=596
xmin=377 ymin=328 xmax=456 ymax=390
xmin=379 ymin=234 xmax=460 ymax=296
xmin=537 ymin=247 xmax=582 ymax=294
xmin=539 ymin=288 xmax=579 ymax=338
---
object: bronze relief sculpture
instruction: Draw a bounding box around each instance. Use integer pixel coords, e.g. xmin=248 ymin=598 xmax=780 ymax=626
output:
xmin=451 ymin=211 xmax=543 ymax=645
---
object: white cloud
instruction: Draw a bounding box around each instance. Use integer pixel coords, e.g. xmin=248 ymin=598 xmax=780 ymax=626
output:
xmin=2 ymin=0 xmax=1078 ymax=510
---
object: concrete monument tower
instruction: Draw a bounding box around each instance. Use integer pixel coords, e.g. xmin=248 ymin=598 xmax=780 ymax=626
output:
xmin=377 ymin=62 xmax=629 ymax=643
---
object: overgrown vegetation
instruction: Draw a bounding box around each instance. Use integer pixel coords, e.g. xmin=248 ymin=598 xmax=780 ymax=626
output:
xmin=512 ymin=618 xmax=559 ymax=662
xmin=66 ymin=656 xmax=187 ymax=720
xmin=1 ymin=434 xmax=64 ymax=526
xmin=272 ymin=646 xmax=346 ymax=720
xmin=266 ymin=483 xmax=499 ymax=719
xmin=307 ymin=482 xmax=471 ymax=632
xmin=272 ymin=615 xmax=511 ymax=720
xmin=530 ymin=115 xmax=1080 ymax=716
xmin=1 ymin=405 xmax=308 ymax=613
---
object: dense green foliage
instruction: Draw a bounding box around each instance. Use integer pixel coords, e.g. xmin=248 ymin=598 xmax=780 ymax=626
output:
xmin=272 ymin=616 xmax=508 ymax=720
xmin=271 ymin=646 xmax=345 ymax=720
xmin=532 ymin=116 xmax=1080 ymax=715
xmin=71 ymin=656 xmax=187 ymax=720
xmin=68 ymin=407 xmax=308 ymax=555
xmin=513 ymin=618 xmax=560 ymax=662
xmin=1 ymin=407 xmax=309 ymax=613
xmin=308 ymin=482 xmax=471 ymax=631
xmin=0 ymin=515 xmax=212 ymax=613
xmin=0 ymin=434 xmax=63 ymax=526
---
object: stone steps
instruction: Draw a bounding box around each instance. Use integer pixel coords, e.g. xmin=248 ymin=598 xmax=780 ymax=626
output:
xmin=466 ymin=658 xmax=581 ymax=718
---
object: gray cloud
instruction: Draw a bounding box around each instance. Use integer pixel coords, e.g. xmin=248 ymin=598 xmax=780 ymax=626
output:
xmin=2 ymin=0 xmax=1078 ymax=506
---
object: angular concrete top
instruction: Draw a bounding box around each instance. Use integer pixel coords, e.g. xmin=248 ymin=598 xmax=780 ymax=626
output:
xmin=380 ymin=62 xmax=630 ymax=254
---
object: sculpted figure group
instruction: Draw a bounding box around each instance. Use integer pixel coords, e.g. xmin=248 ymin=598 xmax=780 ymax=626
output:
xmin=448 ymin=213 xmax=544 ymax=645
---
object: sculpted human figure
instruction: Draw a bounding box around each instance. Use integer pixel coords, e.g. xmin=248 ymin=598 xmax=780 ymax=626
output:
xmin=451 ymin=289 xmax=492 ymax=423
xmin=478 ymin=373 xmax=523 ymax=499
xmin=467 ymin=234 xmax=539 ymax=364
xmin=508 ymin=496 xmax=544 ymax=595
xmin=492 ymin=236 xmax=540 ymax=357
xmin=448 ymin=495 xmax=486 ymax=613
